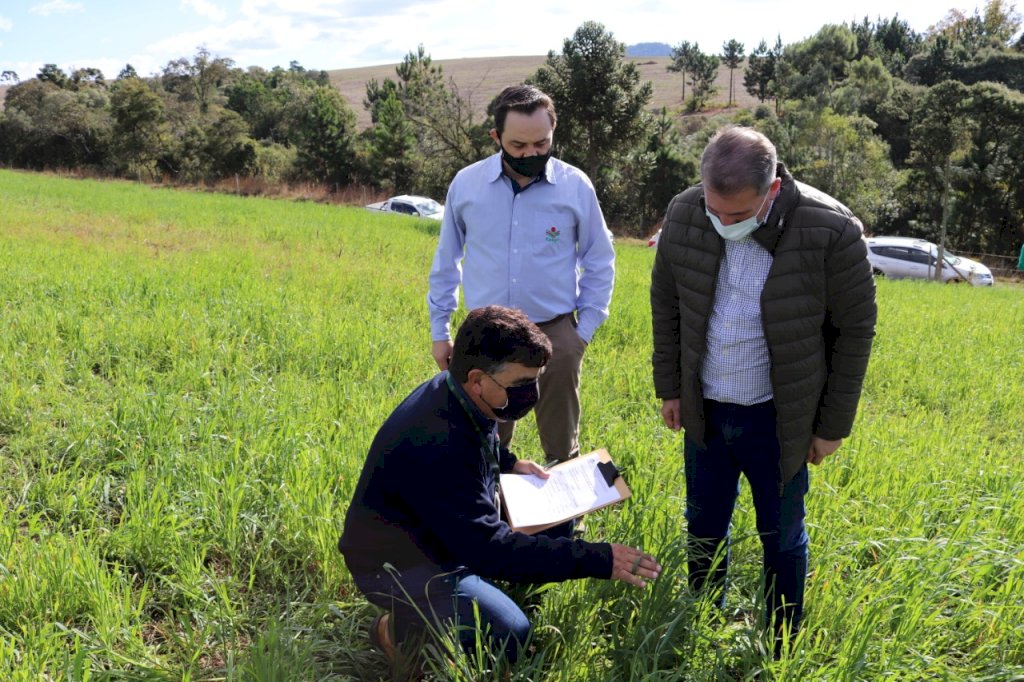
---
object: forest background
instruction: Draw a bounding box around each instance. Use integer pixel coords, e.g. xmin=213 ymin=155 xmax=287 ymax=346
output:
xmin=1 ymin=0 xmax=1023 ymax=257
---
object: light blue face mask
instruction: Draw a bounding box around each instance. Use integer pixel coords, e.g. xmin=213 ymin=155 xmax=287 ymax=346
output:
xmin=705 ymin=189 xmax=773 ymax=241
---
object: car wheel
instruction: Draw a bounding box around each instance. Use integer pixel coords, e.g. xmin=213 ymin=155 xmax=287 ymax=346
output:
xmin=946 ymin=278 xmax=964 ymax=284
xmin=872 ymin=268 xmax=885 ymax=277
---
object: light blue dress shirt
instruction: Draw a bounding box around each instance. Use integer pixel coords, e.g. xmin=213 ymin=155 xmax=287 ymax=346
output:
xmin=428 ymin=152 xmax=615 ymax=343
xmin=701 ymin=236 xmax=774 ymax=405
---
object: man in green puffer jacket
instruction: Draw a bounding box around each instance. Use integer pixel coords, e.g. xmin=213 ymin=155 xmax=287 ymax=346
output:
xmin=650 ymin=125 xmax=876 ymax=653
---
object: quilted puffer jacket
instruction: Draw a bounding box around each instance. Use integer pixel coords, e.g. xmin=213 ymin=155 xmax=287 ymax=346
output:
xmin=651 ymin=164 xmax=877 ymax=483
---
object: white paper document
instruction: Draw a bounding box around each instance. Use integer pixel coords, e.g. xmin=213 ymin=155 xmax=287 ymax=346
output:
xmin=499 ymin=450 xmax=626 ymax=531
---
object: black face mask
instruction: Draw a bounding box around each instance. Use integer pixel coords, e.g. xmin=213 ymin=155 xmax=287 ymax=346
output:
xmin=489 ymin=379 xmax=540 ymax=421
xmin=500 ymin=144 xmax=551 ymax=179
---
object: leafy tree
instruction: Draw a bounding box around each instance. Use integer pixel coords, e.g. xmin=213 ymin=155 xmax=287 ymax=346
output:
xmin=0 ymin=77 xmax=111 ymax=169
xmin=203 ymin=108 xmax=257 ymax=179
xmin=368 ymin=91 xmax=416 ymax=192
xmin=953 ymin=48 xmax=1024 ymax=90
xmin=744 ymin=40 xmax=775 ymax=102
xmin=160 ymin=107 xmax=254 ymax=182
xmin=285 ymin=60 xmax=330 ymax=86
xmin=116 ymin=64 xmax=139 ymax=81
xmin=161 ymin=46 xmax=235 ymax=114
xmin=849 ymin=15 xmax=922 ymax=77
xmin=226 ymin=70 xmax=274 ymax=138
xmin=109 ymin=77 xmax=167 ymax=179
xmin=364 ymin=76 xmax=400 ymax=124
xmin=783 ymin=24 xmax=858 ymax=106
xmin=687 ymin=51 xmax=720 ymax=112
xmin=868 ymin=78 xmax=926 ymax=168
xmin=904 ymin=80 xmax=974 ymax=267
xmin=721 ymin=39 xmax=745 ymax=107
xmin=225 ymin=65 xmax=327 ymax=145
xmin=904 ymin=34 xmax=969 ymax=85
xmin=872 ymin=15 xmax=923 ymax=76
xmin=930 ymin=0 xmax=1022 ymax=52
xmin=364 ymin=45 xmax=490 ymax=196
xmin=895 ymin=78 xmax=1024 ymax=254
xmin=69 ymin=67 xmax=106 ymax=90
xmin=293 ymin=85 xmax=357 ymax=186
xmin=833 ymin=55 xmax=893 ymax=116
xmin=529 ymin=21 xmax=654 ymax=184
xmin=4 ymin=78 xmax=57 ymax=115
xmin=1 ymin=70 xmax=19 ymax=83
xmin=37 ymin=64 xmax=70 ymax=89
xmin=39 ymin=87 xmax=112 ymax=167
xmin=784 ymin=104 xmax=900 ymax=229
xmin=667 ymin=41 xmax=700 ymax=103
xmin=942 ymin=81 xmax=1024 ymax=252
xmin=604 ymin=108 xmax=697 ymax=235
xmin=767 ymin=36 xmax=791 ymax=115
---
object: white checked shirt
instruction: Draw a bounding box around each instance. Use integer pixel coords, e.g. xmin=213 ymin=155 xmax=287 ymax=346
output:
xmin=700 ymin=236 xmax=774 ymax=405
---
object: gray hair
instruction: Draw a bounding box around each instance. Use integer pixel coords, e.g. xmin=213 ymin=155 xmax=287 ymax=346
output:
xmin=700 ymin=125 xmax=777 ymax=195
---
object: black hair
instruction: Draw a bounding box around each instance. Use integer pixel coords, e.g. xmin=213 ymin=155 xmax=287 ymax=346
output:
xmin=448 ymin=306 xmax=552 ymax=382
xmin=492 ymin=84 xmax=557 ymax=137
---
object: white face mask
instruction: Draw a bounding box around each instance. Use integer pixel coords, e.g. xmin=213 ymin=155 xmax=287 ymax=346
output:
xmin=705 ymin=189 xmax=773 ymax=241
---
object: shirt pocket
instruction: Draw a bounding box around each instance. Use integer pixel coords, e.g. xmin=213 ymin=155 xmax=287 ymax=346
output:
xmin=531 ymin=211 xmax=576 ymax=258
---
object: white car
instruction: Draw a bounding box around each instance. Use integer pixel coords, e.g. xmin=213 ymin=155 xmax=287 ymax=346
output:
xmin=865 ymin=236 xmax=994 ymax=286
xmin=647 ymin=228 xmax=661 ymax=248
xmin=365 ymin=195 xmax=444 ymax=220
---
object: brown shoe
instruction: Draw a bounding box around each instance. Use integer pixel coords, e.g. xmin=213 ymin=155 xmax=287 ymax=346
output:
xmin=369 ymin=612 xmax=396 ymax=662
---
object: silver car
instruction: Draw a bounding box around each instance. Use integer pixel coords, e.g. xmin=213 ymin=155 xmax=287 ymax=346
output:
xmin=366 ymin=195 xmax=445 ymax=221
xmin=865 ymin=236 xmax=994 ymax=286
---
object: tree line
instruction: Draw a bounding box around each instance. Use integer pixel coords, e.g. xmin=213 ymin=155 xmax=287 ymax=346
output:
xmin=1 ymin=1 xmax=1022 ymax=255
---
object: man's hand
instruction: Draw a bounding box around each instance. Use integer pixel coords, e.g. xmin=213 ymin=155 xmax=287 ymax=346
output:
xmin=610 ymin=544 xmax=661 ymax=587
xmin=661 ymin=399 xmax=681 ymax=431
xmin=432 ymin=339 xmax=453 ymax=370
xmin=510 ymin=460 xmax=549 ymax=479
xmin=807 ymin=436 xmax=843 ymax=465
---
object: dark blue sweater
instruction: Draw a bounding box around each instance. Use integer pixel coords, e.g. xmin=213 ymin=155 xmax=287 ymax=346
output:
xmin=339 ymin=371 xmax=613 ymax=583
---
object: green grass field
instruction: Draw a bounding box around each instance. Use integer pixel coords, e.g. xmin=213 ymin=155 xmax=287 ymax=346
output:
xmin=1 ymin=169 xmax=1022 ymax=681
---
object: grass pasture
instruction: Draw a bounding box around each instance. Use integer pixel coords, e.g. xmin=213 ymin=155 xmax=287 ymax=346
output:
xmin=1 ymin=169 xmax=1023 ymax=680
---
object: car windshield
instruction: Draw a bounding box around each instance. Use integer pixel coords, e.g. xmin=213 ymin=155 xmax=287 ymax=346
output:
xmin=928 ymin=245 xmax=962 ymax=266
xmin=413 ymin=198 xmax=442 ymax=215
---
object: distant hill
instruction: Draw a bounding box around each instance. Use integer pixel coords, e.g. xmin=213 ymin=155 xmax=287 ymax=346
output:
xmin=329 ymin=55 xmax=758 ymax=130
xmin=627 ymin=43 xmax=673 ymax=58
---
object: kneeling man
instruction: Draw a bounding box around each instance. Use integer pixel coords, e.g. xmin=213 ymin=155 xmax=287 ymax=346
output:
xmin=339 ymin=305 xmax=659 ymax=666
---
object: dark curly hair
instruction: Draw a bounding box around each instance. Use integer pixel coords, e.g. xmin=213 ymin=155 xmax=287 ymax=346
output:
xmin=448 ymin=306 xmax=552 ymax=383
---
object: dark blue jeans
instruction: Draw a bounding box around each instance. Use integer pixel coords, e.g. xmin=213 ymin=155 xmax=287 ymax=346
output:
xmin=351 ymin=520 xmax=574 ymax=665
xmin=684 ymin=399 xmax=809 ymax=632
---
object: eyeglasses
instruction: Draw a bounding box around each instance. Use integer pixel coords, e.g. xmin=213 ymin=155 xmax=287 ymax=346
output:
xmin=485 ymin=373 xmax=539 ymax=391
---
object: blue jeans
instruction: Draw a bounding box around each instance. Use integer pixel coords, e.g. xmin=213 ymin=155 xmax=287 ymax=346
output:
xmin=684 ymin=399 xmax=809 ymax=632
xmin=351 ymin=520 xmax=574 ymax=664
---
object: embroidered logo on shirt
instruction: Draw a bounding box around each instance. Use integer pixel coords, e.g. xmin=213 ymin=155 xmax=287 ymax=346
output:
xmin=545 ymin=226 xmax=561 ymax=242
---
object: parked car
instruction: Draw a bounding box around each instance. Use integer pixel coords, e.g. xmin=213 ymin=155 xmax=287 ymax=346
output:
xmin=865 ymin=236 xmax=994 ymax=286
xmin=366 ymin=195 xmax=444 ymax=220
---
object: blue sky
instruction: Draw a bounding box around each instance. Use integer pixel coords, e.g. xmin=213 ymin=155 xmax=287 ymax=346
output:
xmin=0 ymin=1 xmax=970 ymax=82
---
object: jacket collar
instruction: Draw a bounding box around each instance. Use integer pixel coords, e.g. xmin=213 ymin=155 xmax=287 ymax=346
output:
xmin=751 ymin=162 xmax=796 ymax=254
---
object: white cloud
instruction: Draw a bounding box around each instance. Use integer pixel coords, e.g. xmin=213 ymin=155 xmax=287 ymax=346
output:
xmin=181 ymin=0 xmax=227 ymax=21
xmin=29 ymin=1 xmax=85 ymax=16
xmin=0 ymin=15 xmax=13 ymax=31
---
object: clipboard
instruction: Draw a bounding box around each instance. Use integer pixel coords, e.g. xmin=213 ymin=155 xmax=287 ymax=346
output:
xmin=499 ymin=448 xmax=631 ymax=535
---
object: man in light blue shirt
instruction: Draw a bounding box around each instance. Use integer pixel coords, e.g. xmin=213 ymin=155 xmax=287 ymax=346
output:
xmin=428 ymin=84 xmax=615 ymax=462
